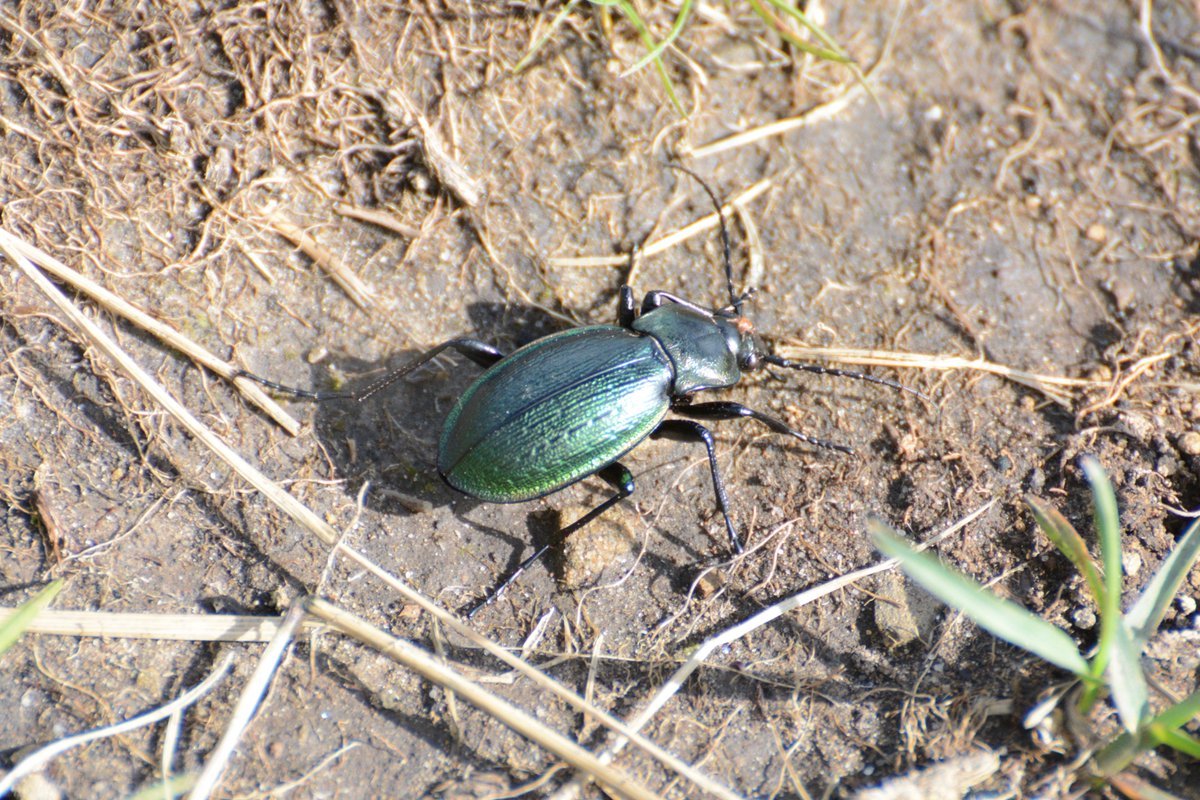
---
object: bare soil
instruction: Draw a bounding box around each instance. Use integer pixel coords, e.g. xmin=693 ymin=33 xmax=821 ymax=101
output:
xmin=1 ymin=1 xmax=1199 ymax=798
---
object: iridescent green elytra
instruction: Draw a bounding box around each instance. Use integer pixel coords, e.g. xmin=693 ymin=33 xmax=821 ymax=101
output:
xmin=438 ymin=325 xmax=674 ymax=502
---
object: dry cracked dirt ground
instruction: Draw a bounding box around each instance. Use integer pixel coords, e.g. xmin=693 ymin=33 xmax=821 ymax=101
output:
xmin=1 ymin=1 xmax=1199 ymax=798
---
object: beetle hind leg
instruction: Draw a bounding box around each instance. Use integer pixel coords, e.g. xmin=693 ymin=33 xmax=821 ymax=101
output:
xmin=235 ymin=337 xmax=504 ymax=402
xmin=467 ymin=462 xmax=635 ymax=618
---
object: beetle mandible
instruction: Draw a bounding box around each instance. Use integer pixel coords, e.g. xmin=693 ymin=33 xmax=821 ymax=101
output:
xmin=240 ymin=171 xmax=921 ymax=611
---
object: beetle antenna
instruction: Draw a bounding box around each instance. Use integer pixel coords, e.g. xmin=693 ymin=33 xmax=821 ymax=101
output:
xmin=668 ymin=164 xmax=739 ymax=316
xmin=760 ymin=354 xmax=931 ymax=402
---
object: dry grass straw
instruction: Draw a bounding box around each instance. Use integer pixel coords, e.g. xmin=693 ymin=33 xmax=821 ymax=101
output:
xmin=776 ymin=343 xmax=1190 ymax=409
xmin=547 ymin=178 xmax=771 ymax=269
xmin=1 ymin=231 xmax=739 ymax=799
xmin=0 ymin=607 xmax=324 ymax=642
xmin=189 ymin=604 xmax=307 ymax=800
xmin=305 ymin=598 xmax=665 ymax=800
xmin=264 ymin=211 xmax=377 ymax=310
xmin=0 ymin=230 xmax=301 ymax=435
xmin=334 ymin=202 xmax=421 ymax=239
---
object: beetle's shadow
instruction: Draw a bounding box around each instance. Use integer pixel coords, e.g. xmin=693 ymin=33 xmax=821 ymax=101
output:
xmin=302 ymin=302 xmax=566 ymax=520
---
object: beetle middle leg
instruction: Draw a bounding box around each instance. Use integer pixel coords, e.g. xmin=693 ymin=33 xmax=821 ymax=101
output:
xmin=467 ymin=462 xmax=635 ymax=618
xmin=649 ymin=419 xmax=742 ymax=554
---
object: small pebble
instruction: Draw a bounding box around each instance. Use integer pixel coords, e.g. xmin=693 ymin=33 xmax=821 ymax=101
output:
xmin=1104 ymin=277 xmax=1136 ymax=313
xmin=1178 ymin=431 xmax=1200 ymax=456
xmin=1072 ymin=606 xmax=1097 ymax=630
xmin=695 ymin=570 xmax=727 ymax=599
xmin=14 ymin=773 xmax=63 ymax=800
xmin=1122 ymin=551 xmax=1142 ymax=577
xmin=1117 ymin=411 xmax=1155 ymax=442
xmin=1177 ymin=595 xmax=1197 ymax=616
xmin=1086 ymin=223 xmax=1107 ymax=243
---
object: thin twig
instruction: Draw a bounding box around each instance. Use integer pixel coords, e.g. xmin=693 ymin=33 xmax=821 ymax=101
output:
xmin=264 ymin=211 xmax=377 ymax=309
xmin=548 ymin=179 xmax=771 ymax=269
xmin=0 ymin=229 xmax=301 ymax=435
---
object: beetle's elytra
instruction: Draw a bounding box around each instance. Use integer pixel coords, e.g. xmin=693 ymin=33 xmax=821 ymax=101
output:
xmin=239 ymin=171 xmax=921 ymax=612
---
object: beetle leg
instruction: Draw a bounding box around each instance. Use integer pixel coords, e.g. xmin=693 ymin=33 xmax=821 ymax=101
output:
xmin=671 ymin=400 xmax=855 ymax=456
xmin=467 ymin=462 xmax=635 ymax=618
xmin=617 ymin=285 xmax=636 ymax=328
xmin=651 ymin=419 xmax=742 ymax=554
xmin=235 ymin=338 xmax=504 ymax=402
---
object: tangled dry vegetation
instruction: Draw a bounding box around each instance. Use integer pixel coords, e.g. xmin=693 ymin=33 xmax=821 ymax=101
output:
xmin=1 ymin=1 xmax=1199 ymax=798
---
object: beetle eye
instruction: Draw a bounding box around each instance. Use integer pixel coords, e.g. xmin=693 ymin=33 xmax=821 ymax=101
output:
xmin=742 ymin=351 xmax=760 ymax=371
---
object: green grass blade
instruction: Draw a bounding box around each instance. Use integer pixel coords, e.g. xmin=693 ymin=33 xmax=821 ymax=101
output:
xmin=748 ymin=0 xmax=849 ymax=62
xmin=0 ymin=579 xmax=64 ymax=656
xmin=1026 ymin=495 xmax=1105 ymax=607
xmin=1150 ymin=726 xmax=1200 ymax=759
xmin=758 ymin=0 xmax=854 ymax=62
xmin=623 ymin=0 xmax=693 ymax=75
xmin=1092 ymin=729 xmax=1142 ymax=778
xmin=1149 ymin=687 xmax=1200 ymax=732
xmin=611 ymin=0 xmax=684 ymax=115
xmin=1081 ymin=457 xmax=1122 ymax=686
xmin=1127 ymin=517 xmax=1200 ymax=646
xmin=1107 ymin=616 xmax=1150 ymax=733
xmin=513 ymin=0 xmax=583 ymax=74
xmin=869 ymin=520 xmax=1089 ymax=676
xmin=125 ymin=773 xmax=196 ymax=800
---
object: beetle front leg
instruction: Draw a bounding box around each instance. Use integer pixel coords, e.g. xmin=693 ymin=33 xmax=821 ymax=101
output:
xmin=651 ymin=419 xmax=742 ymax=554
xmin=467 ymin=462 xmax=635 ymax=618
xmin=671 ymin=400 xmax=854 ymax=455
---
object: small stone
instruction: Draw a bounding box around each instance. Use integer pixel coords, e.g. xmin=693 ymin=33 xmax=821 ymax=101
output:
xmin=1116 ymin=411 xmax=1155 ymax=442
xmin=13 ymin=772 xmax=62 ymax=800
xmin=1178 ymin=431 xmax=1200 ymax=456
xmin=1103 ymin=277 xmax=1136 ymax=313
xmin=695 ymin=569 xmax=728 ymax=599
xmin=1122 ymin=551 xmax=1142 ymax=577
xmin=875 ymin=572 xmax=940 ymax=648
xmin=1086 ymin=223 xmax=1107 ymax=243
xmin=1177 ymin=595 xmax=1197 ymax=616
xmin=1072 ymin=606 xmax=1097 ymax=630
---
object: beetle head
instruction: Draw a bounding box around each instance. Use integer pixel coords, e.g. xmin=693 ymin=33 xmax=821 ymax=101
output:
xmin=714 ymin=309 xmax=765 ymax=374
